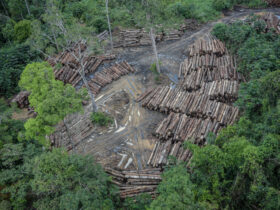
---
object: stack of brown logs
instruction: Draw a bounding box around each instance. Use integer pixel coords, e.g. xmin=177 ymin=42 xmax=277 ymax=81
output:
xmin=87 ymin=61 xmax=136 ymax=95
xmin=155 ymin=112 xmax=223 ymax=142
xmin=198 ymin=80 xmax=239 ymax=102
xmin=188 ymin=37 xmax=227 ymax=57
xmin=49 ymin=117 xmax=94 ymax=150
xmin=47 ymin=45 xmax=115 ymax=86
xmin=261 ymin=12 xmax=280 ymax=34
xmin=137 ymin=86 xmax=239 ymax=125
xmin=114 ymin=29 xmax=183 ymax=48
xmin=139 ymin=37 xmax=242 ymax=167
xmin=179 ymin=66 xmax=242 ymax=91
xmin=105 ymin=167 xmax=162 ymax=198
xmin=265 ymin=1 xmax=280 ymax=7
xmin=10 ymin=91 xmax=30 ymax=108
xmin=148 ymin=140 xmax=193 ymax=167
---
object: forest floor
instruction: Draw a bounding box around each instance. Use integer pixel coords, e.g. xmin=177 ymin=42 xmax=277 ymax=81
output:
xmin=65 ymin=7 xmax=280 ymax=170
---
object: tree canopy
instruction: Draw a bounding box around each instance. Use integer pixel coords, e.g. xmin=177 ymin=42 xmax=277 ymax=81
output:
xmin=19 ymin=62 xmax=86 ymax=145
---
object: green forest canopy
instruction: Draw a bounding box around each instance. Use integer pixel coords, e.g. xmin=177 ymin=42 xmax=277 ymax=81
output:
xmin=1 ymin=0 xmax=279 ymax=209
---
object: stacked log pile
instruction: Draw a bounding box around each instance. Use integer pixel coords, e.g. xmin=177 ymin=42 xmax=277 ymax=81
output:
xmin=188 ymin=37 xmax=227 ymax=57
xmin=154 ymin=112 xmax=223 ymax=142
xmin=137 ymin=37 xmax=242 ymax=167
xmin=265 ymin=1 xmax=280 ymax=7
xmin=47 ymin=45 xmax=115 ymax=86
xmin=87 ymin=61 xmax=136 ymax=95
xmin=261 ymin=12 xmax=280 ymax=34
xmin=10 ymin=91 xmax=30 ymax=108
xmin=49 ymin=117 xmax=93 ymax=150
xmin=105 ymin=167 xmax=162 ymax=198
xmin=198 ymin=80 xmax=239 ymax=102
xmin=163 ymin=30 xmax=184 ymax=41
xmin=114 ymin=29 xmax=183 ymax=48
xmin=137 ymin=86 xmax=239 ymax=124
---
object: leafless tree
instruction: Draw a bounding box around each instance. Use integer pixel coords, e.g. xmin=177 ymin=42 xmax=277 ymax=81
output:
xmin=24 ymin=0 xmax=31 ymax=16
xmin=105 ymin=0 xmax=113 ymax=50
xmin=149 ymin=27 xmax=161 ymax=73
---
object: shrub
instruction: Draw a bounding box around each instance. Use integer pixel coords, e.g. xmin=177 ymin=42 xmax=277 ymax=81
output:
xmin=212 ymin=0 xmax=232 ymax=11
xmin=14 ymin=20 xmax=31 ymax=43
xmin=90 ymin=112 xmax=113 ymax=126
xmin=212 ymin=23 xmax=229 ymax=41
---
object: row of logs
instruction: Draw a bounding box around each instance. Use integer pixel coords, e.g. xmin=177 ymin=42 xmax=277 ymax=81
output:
xmin=114 ymin=29 xmax=183 ymax=48
xmin=265 ymin=0 xmax=280 ymax=7
xmin=137 ymin=86 xmax=239 ymax=125
xmin=179 ymin=66 xmax=243 ymax=91
xmin=180 ymin=53 xmax=236 ymax=75
xmin=188 ymin=37 xmax=226 ymax=57
xmin=105 ymin=167 xmax=162 ymax=198
xmin=49 ymin=117 xmax=93 ymax=150
xmin=198 ymin=80 xmax=239 ymax=103
xmin=87 ymin=61 xmax=136 ymax=95
xmin=47 ymin=44 xmax=115 ymax=86
xmin=154 ymin=112 xmax=223 ymax=143
xmin=148 ymin=140 xmax=194 ymax=167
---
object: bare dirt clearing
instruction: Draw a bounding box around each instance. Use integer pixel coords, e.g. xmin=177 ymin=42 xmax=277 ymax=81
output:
xmin=53 ymin=8 xmax=280 ymax=170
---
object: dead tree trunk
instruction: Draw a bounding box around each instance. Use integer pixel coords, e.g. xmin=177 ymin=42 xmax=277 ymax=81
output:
xmin=24 ymin=0 xmax=31 ymax=16
xmin=105 ymin=0 xmax=113 ymax=50
xmin=150 ymin=27 xmax=161 ymax=74
xmin=80 ymin=69 xmax=97 ymax=112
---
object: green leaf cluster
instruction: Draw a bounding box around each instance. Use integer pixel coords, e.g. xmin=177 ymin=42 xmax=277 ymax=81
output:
xmin=19 ymin=62 xmax=86 ymax=145
xmin=0 ymin=144 xmax=119 ymax=209
xmin=90 ymin=111 xmax=113 ymax=127
xmin=0 ymin=44 xmax=37 ymax=98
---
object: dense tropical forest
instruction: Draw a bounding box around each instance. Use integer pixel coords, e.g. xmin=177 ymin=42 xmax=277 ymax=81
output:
xmin=1 ymin=0 xmax=280 ymax=209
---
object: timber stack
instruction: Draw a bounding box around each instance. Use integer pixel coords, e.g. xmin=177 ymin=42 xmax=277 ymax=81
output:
xmin=87 ymin=61 xmax=136 ymax=95
xmin=261 ymin=12 xmax=280 ymax=34
xmin=49 ymin=114 xmax=93 ymax=150
xmin=47 ymin=44 xmax=115 ymax=86
xmin=10 ymin=91 xmax=30 ymax=108
xmin=137 ymin=86 xmax=239 ymax=124
xmin=105 ymin=167 xmax=162 ymax=198
xmin=265 ymin=0 xmax=280 ymax=7
xmin=114 ymin=29 xmax=183 ymax=48
xmin=136 ymin=37 xmax=242 ymax=167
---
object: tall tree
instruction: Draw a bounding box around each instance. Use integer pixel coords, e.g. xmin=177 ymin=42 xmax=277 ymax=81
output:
xmin=19 ymin=62 xmax=86 ymax=145
xmin=105 ymin=0 xmax=113 ymax=50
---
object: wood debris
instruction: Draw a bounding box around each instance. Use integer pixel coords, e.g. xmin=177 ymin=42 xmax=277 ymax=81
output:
xmin=97 ymin=30 xmax=109 ymax=42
